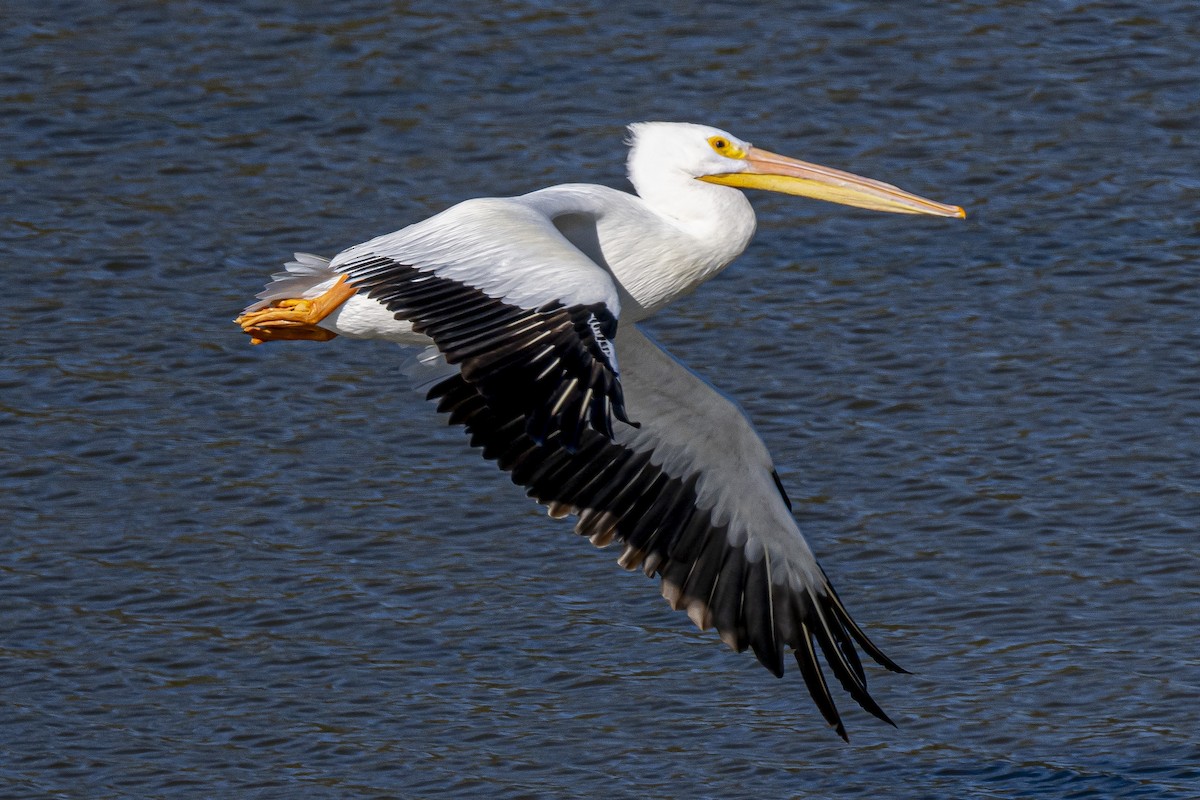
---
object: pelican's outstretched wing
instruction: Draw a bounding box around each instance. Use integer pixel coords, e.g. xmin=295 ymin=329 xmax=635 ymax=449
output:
xmin=335 ymin=198 xmax=631 ymax=449
xmin=428 ymin=324 xmax=903 ymax=740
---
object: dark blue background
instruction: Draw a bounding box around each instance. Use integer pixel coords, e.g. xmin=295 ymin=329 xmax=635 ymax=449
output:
xmin=3 ymin=1 xmax=1198 ymax=797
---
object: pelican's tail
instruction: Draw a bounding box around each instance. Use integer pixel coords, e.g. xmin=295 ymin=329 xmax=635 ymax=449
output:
xmin=242 ymin=252 xmax=342 ymax=314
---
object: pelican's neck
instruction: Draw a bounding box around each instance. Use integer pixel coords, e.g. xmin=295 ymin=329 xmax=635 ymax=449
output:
xmin=627 ymin=161 xmax=758 ymax=296
xmin=635 ymin=173 xmax=756 ymax=258
xmin=523 ymin=174 xmax=758 ymax=318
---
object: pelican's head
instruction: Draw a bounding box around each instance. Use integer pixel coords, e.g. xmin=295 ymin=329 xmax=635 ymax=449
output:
xmin=626 ymin=121 xmax=965 ymax=219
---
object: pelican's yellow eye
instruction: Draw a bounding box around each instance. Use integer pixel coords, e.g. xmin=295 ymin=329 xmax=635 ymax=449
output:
xmin=707 ymin=135 xmax=746 ymax=159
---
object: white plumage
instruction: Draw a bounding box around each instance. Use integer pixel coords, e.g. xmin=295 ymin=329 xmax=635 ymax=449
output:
xmin=236 ymin=121 xmax=964 ymax=739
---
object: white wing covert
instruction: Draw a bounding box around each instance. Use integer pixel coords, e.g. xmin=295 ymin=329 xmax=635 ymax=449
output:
xmin=333 ymin=198 xmax=632 ymax=450
xmin=426 ymin=324 xmax=903 ymax=740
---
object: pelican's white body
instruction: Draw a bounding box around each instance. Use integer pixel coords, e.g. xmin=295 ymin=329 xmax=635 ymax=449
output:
xmin=250 ymin=123 xmax=758 ymax=342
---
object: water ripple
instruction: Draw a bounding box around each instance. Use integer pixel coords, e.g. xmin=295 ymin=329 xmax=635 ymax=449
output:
xmin=3 ymin=1 xmax=1199 ymax=797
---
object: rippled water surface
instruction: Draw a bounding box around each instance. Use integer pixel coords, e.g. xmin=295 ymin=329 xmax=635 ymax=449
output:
xmin=4 ymin=1 xmax=1199 ymax=797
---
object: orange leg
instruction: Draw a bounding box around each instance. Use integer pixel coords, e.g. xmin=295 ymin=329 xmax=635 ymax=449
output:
xmin=235 ymin=275 xmax=358 ymax=345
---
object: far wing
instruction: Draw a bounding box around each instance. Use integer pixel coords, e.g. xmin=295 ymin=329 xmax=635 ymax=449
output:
xmin=428 ymin=324 xmax=903 ymax=740
xmin=334 ymin=198 xmax=631 ymax=449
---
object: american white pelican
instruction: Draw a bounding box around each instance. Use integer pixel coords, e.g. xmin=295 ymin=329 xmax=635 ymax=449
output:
xmin=236 ymin=122 xmax=964 ymax=739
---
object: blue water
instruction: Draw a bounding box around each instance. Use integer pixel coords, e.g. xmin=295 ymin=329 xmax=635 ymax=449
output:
xmin=3 ymin=1 xmax=1199 ymax=797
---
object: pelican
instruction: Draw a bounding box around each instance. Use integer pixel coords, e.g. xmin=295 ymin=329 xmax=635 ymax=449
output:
xmin=236 ymin=122 xmax=964 ymax=739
